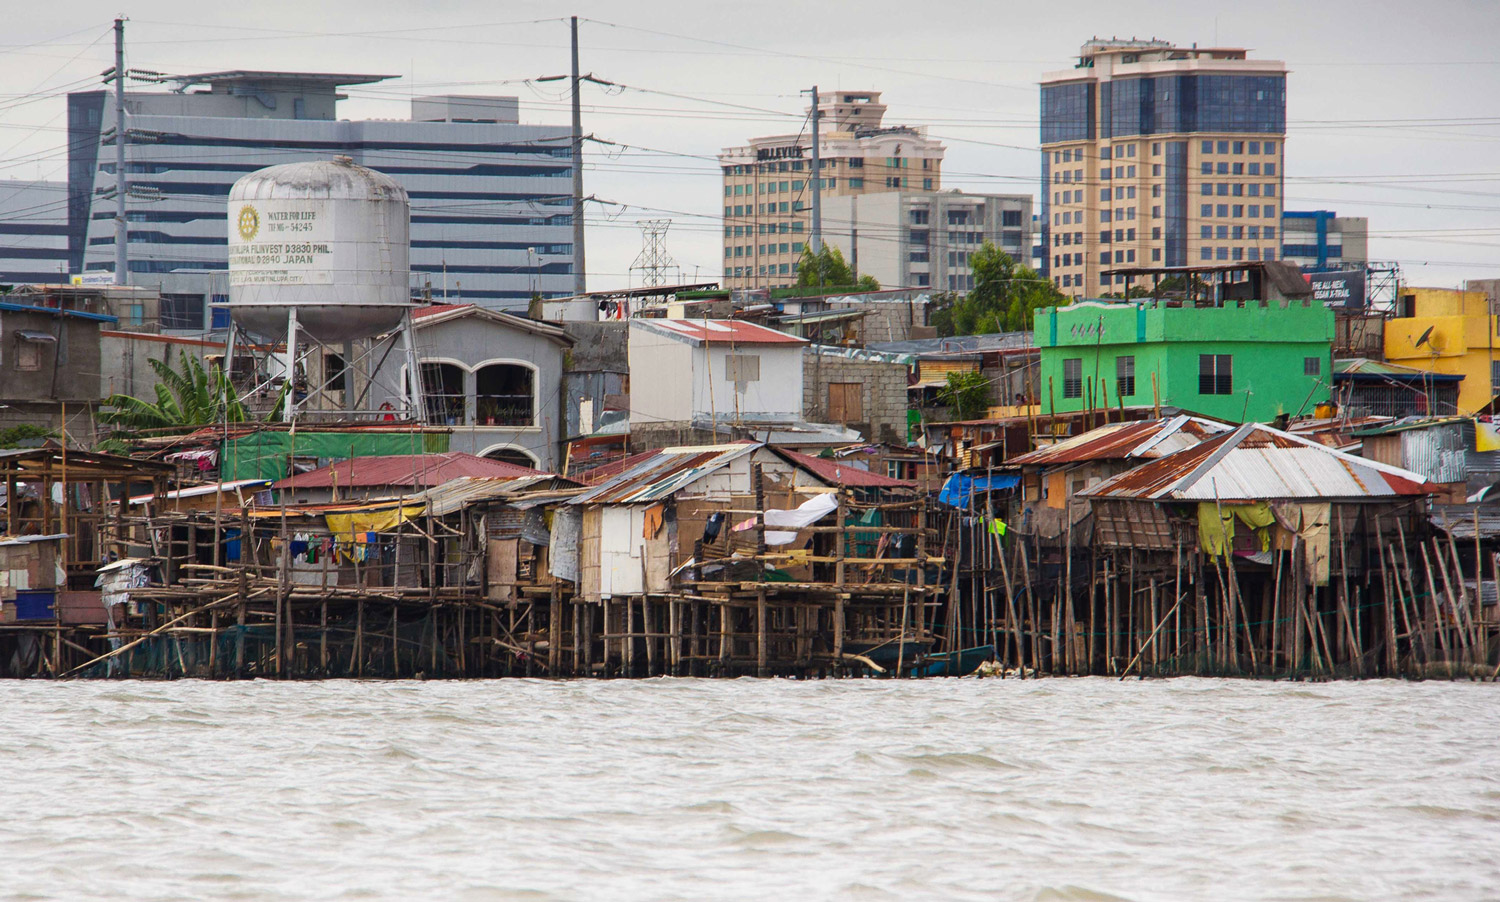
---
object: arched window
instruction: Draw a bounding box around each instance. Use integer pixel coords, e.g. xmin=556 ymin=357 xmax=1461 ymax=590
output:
xmin=475 ymin=363 xmax=534 ymax=426
xmin=482 ymin=446 xmax=538 ymax=469
xmin=420 ymin=362 xmax=466 ymax=425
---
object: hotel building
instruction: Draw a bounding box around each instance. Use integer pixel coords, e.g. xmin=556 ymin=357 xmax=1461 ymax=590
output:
xmin=1040 ymin=39 xmax=1287 ymax=298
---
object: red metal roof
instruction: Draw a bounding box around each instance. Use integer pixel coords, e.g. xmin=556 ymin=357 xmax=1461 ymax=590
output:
xmin=770 ymin=447 xmax=916 ymax=488
xmin=272 ymin=452 xmax=544 ymax=490
xmin=412 ymin=303 xmax=473 ymax=319
xmin=638 ymin=318 xmax=806 ymax=345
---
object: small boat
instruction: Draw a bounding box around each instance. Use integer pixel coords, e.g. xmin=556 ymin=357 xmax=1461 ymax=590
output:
xmin=906 ymin=645 xmax=996 ymax=677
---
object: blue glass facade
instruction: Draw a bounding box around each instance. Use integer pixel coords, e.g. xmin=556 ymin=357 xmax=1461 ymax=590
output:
xmin=1044 ymin=74 xmax=1285 ymax=142
xmin=1162 ymin=141 xmax=1189 ymax=266
xmin=1038 ymin=153 xmax=1051 ymax=276
xmin=1040 ymin=83 xmax=1095 ymax=144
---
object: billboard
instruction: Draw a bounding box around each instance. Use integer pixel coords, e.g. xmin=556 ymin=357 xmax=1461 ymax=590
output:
xmin=1308 ymin=269 xmax=1367 ymax=308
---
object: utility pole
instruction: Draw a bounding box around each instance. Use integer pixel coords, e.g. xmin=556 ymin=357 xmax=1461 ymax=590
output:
xmin=113 ymin=17 xmax=127 ymax=286
xmin=809 ymin=85 xmax=822 ymax=255
xmin=539 ymin=18 xmax=612 ymax=298
xmin=570 ymin=16 xmax=586 ymax=296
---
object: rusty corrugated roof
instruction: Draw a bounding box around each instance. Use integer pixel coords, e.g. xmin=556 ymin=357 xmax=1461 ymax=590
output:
xmin=272 ymin=452 xmax=546 ymax=490
xmin=570 ymin=444 xmax=760 ymax=505
xmin=767 ymin=447 xmax=915 ymax=488
xmin=1007 ymin=416 xmax=1229 ymax=467
xmin=1079 ymin=423 xmax=1436 ymax=501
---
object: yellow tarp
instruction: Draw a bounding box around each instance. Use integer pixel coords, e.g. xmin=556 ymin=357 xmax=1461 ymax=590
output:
xmin=325 ymin=505 xmax=425 ymax=545
xmin=1477 ymin=420 xmax=1500 ymax=453
xmin=1198 ymin=501 xmax=1275 ymax=557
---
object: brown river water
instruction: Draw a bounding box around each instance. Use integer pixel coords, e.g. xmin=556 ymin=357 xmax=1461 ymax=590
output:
xmin=1 ymin=678 xmax=1497 ymax=901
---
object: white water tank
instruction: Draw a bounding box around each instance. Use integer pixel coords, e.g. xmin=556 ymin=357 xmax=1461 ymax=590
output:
xmin=226 ymin=157 xmax=410 ymax=342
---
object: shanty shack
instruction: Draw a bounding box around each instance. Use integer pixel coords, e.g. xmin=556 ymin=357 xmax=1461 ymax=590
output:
xmin=1006 ymin=415 xmax=1230 ymax=539
xmin=1068 ymin=422 xmax=1441 ymax=678
xmin=1080 ymin=422 xmax=1435 ymax=573
xmin=555 ymin=442 xmax=915 ymax=599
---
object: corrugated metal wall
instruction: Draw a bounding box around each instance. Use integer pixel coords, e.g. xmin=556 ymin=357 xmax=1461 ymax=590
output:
xmin=1401 ymin=424 xmax=1466 ymax=484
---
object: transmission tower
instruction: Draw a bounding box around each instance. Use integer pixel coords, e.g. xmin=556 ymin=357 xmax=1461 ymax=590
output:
xmin=630 ymin=219 xmax=677 ymax=287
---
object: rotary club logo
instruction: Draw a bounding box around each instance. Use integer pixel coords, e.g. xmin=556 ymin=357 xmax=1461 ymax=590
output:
xmin=236 ymin=204 xmax=260 ymax=241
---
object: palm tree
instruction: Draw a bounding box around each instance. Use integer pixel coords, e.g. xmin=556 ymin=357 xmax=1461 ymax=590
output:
xmin=100 ymin=347 xmax=283 ymax=434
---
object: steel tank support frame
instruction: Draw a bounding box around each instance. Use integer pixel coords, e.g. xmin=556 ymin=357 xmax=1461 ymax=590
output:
xmin=222 ymin=310 xmax=429 ymax=425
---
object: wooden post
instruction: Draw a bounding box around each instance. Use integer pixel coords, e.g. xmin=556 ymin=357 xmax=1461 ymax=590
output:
xmin=602 ymin=599 xmax=613 ymax=676
xmin=391 ymin=604 xmax=400 ymax=677
xmin=835 ymin=491 xmax=847 ymax=589
xmin=834 ymin=593 xmax=846 ymax=672
xmin=756 ymin=590 xmax=768 ymax=678
xmin=1419 ymin=543 xmax=1451 ymax=665
xmin=550 ymin=583 xmax=563 ymax=676
xmin=643 ymin=595 xmax=656 ymax=676
xmin=275 ymin=526 xmax=288 ymax=678
xmin=718 ymin=598 xmax=730 ymax=673
xmin=355 ymin=599 xmax=365 ymax=677
xmin=997 ymin=535 xmax=1024 ymax=676
xmin=1374 ymin=520 xmax=1397 ymax=676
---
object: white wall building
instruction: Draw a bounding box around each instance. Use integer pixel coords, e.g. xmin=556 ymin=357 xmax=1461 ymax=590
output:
xmin=0 ymin=180 xmax=71 ymax=285
xmin=627 ymin=319 xmax=807 ymax=431
xmin=822 ymin=190 xmax=1033 ymax=291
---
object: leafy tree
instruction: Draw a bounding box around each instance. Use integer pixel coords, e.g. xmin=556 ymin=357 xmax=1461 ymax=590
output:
xmin=938 ymin=371 xmax=990 ymax=421
xmin=794 ymin=245 xmax=878 ymax=291
xmin=1099 ymin=284 xmax=1154 ymax=300
xmin=100 ymin=347 xmax=283 ymax=434
xmin=931 ymin=243 xmax=1068 ymax=337
xmin=0 ymin=424 xmax=53 ymax=449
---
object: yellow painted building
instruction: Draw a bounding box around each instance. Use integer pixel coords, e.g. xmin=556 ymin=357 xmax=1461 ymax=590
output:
xmin=1384 ymin=287 xmax=1498 ymax=413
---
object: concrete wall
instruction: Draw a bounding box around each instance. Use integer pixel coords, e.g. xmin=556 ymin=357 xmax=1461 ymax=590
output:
xmin=0 ymin=309 xmax=100 ymax=403
xmin=696 ymin=343 xmax=804 ymax=424
xmin=627 ymin=323 xmax=694 ymax=427
xmin=802 ymin=351 xmax=909 ymax=445
xmin=371 ymin=313 xmax=568 ymax=469
xmin=561 ymin=321 xmax=628 ymax=438
xmin=99 ymin=332 xmax=225 ymax=399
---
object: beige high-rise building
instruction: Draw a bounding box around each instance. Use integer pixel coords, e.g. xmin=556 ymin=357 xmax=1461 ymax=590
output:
xmin=719 ymin=91 xmax=944 ymax=290
xmin=1040 ymin=39 xmax=1287 ymax=298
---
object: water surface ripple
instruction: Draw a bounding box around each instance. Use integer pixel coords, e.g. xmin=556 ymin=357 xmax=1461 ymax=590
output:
xmin=2 ymin=679 xmax=1496 ymax=901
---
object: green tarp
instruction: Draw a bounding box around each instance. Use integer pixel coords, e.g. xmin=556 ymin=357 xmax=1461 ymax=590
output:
xmin=221 ymin=430 xmax=449 ymax=481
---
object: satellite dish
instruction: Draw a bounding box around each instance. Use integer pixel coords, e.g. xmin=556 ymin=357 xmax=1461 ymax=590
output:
xmin=1414 ymin=325 xmax=1435 ymax=348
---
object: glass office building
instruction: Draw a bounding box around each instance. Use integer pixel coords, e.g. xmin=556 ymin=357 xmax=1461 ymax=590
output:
xmin=1039 ymin=40 xmax=1287 ymax=298
xmin=32 ymin=72 xmax=577 ymax=332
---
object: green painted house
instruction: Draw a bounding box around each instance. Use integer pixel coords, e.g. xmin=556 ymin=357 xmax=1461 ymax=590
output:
xmin=1034 ymin=299 xmax=1333 ymax=423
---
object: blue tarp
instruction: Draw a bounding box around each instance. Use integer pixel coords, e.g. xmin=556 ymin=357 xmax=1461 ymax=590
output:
xmin=938 ymin=472 xmax=1020 ymax=508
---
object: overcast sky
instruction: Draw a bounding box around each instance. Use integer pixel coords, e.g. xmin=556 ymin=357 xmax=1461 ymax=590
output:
xmin=4 ymin=0 xmax=1500 ymax=291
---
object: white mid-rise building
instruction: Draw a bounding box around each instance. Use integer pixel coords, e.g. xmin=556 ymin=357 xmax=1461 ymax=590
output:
xmin=822 ymin=190 xmax=1033 ymax=291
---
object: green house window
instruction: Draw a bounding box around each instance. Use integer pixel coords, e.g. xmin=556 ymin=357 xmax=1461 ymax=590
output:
xmin=1116 ymin=355 xmax=1136 ymax=397
xmin=1063 ymin=358 xmax=1083 ymax=399
xmin=1199 ymin=354 xmax=1233 ymax=396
